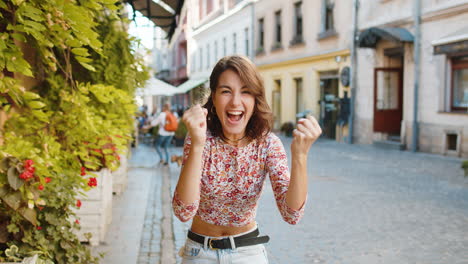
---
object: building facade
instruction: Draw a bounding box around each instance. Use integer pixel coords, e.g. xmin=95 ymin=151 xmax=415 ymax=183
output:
xmin=355 ymin=0 xmax=468 ymax=157
xmin=254 ymin=0 xmax=352 ymax=141
xmin=184 ymin=0 xmax=256 ymax=104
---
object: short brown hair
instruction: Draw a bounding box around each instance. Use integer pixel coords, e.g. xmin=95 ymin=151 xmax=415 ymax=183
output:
xmin=203 ymin=55 xmax=273 ymax=141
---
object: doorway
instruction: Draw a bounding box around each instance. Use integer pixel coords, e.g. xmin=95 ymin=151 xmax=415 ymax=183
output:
xmin=319 ymin=75 xmax=339 ymax=139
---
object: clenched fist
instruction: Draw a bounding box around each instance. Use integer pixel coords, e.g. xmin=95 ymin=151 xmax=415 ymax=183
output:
xmin=182 ymin=104 xmax=208 ymax=147
xmin=291 ymin=116 xmax=322 ymax=157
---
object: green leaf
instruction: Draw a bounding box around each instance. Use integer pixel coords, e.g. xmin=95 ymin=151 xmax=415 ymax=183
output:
xmin=23 ymin=91 xmax=40 ymax=100
xmin=0 ymin=185 xmax=8 ymax=197
xmin=5 ymin=245 xmax=19 ymax=258
xmin=7 ymin=166 xmax=23 ymax=190
xmin=2 ymin=191 xmax=22 ymax=210
xmin=0 ymin=157 xmax=10 ymax=172
xmin=31 ymin=110 xmax=49 ymax=122
xmin=18 ymin=207 xmax=37 ymax=225
xmin=71 ymin=47 xmax=89 ymax=57
xmin=28 ymin=100 xmax=46 ymax=109
xmin=78 ymin=61 xmax=96 ymax=71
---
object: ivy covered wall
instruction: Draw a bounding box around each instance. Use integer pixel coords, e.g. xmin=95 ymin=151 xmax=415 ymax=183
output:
xmin=0 ymin=0 xmax=149 ymax=263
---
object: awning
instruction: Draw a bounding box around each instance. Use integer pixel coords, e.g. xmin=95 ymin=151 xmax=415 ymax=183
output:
xmin=432 ymin=27 xmax=468 ymax=55
xmin=136 ymin=77 xmax=179 ymax=96
xmin=358 ymin=27 xmax=414 ymax=48
xmin=128 ymin=0 xmax=174 ymax=34
xmin=176 ymin=78 xmax=209 ymax=94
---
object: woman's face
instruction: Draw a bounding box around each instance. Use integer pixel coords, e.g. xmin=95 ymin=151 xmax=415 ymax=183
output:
xmin=213 ymin=69 xmax=255 ymax=140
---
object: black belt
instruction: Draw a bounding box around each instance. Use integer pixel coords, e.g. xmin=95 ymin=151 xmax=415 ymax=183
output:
xmin=187 ymin=228 xmax=270 ymax=250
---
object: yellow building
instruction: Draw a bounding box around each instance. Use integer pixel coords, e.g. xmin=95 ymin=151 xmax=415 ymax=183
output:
xmin=254 ymin=0 xmax=352 ymax=141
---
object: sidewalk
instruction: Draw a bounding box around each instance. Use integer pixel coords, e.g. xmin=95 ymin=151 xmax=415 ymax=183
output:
xmin=94 ymin=138 xmax=468 ymax=264
xmin=94 ymin=144 xmax=182 ymax=264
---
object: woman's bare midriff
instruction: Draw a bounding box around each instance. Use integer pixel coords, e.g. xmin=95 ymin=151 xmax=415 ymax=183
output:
xmin=190 ymin=215 xmax=257 ymax=237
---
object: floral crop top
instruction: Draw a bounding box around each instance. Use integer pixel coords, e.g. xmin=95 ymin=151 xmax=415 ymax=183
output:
xmin=172 ymin=131 xmax=306 ymax=227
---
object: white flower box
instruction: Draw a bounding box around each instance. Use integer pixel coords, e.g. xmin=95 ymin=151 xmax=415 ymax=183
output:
xmin=73 ymin=169 xmax=113 ymax=246
xmin=112 ymin=150 xmax=129 ymax=195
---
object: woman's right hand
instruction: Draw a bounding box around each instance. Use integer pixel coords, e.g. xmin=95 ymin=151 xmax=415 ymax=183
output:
xmin=182 ymin=105 xmax=208 ymax=147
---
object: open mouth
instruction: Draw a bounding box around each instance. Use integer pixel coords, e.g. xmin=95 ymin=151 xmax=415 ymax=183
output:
xmin=226 ymin=111 xmax=244 ymax=122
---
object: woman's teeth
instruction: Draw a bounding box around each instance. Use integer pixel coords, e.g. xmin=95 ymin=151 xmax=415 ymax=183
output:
xmin=227 ymin=111 xmax=243 ymax=121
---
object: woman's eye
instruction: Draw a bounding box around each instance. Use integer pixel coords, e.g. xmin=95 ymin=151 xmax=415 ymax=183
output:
xmin=242 ymin=90 xmax=251 ymax=94
xmin=221 ymin=90 xmax=230 ymax=94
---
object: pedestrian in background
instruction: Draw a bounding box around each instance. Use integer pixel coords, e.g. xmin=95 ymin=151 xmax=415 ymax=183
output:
xmin=149 ymin=103 xmax=177 ymax=165
xmin=173 ymin=55 xmax=322 ymax=263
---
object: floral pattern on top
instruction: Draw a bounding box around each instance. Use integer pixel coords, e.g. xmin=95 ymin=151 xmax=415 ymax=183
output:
xmin=172 ymin=131 xmax=306 ymax=226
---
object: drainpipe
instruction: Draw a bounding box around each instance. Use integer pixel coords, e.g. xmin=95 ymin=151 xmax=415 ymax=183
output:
xmin=251 ymin=0 xmax=255 ymax=61
xmin=411 ymin=0 xmax=421 ymax=152
xmin=348 ymin=0 xmax=359 ymax=144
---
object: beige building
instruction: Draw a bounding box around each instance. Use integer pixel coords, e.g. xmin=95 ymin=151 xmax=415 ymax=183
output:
xmin=255 ymin=0 xmax=352 ymax=141
xmin=355 ymin=0 xmax=468 ymax=157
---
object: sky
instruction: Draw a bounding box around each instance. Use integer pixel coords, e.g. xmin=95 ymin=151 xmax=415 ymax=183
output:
xmin=127 ymin=4 xmax=155 ymax=50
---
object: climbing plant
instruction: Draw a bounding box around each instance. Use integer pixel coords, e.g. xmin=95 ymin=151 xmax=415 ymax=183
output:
xmin=0 ymin=0 xmax=149 ymax=263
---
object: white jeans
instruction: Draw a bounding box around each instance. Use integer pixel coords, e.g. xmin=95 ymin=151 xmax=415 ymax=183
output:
xmin=180 ymin=228 xmax=269 ymax=264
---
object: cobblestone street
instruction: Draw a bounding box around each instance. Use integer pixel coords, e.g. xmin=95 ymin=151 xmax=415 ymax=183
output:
xmin=100 ymin=136 xmax=468 ymax=264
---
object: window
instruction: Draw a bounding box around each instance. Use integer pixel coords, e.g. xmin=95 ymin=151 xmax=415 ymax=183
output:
xmin=451 ymin=55 xmax=468 ymax=111
xmin=206 ymin=44 xmax=210 ymax=69
xmin=245 ymin=28 xmax=249 ymax=57
xmin=257 ymin=18 xmax=264 ymax=53
xmin=292 ymin=1 xmax=303 ymax=43
xmin=274 ymin=11 xmax=282 ymax=46
xmin=223 ymin=37 xmax=227 ymax=57
xmin=233 ymin=33 xmax=237 ymax=54
xmin=325 ymin=0 xmax=334 ymax=31
xmin=319 ymin=0 xmax=336 ymax=39
xmin=295 ymin=78 xmax=304 ymax=114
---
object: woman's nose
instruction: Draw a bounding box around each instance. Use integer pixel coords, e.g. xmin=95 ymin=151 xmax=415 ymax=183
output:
xmin=230 ymin=92 xmax=242 ymax=106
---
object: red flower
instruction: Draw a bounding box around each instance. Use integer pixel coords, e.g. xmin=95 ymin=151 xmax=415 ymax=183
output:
xmin=80 ymin=166 xmax=86 ymax=176
xmin=38 ymin=184 xmax=44 ymax=190
xmin=76 ymin=199 xmax=82 ymax=208
xmin=27 ymin=166 xmax=35 ymax=174
xmin=45 ymin=177 xmax=51 ymax=183
xmin=87 ymin=177 xmax=97 ymax=187
xmin=24 ymin=159 xmax=34 ymax=168
xmin=111 ymin=146 xmax=117 ymax=151
xmin=38 ymin=206 xmax=44 ymax=211
xmin=19 ymin=171 xmax=33 ymax=180
xmin=117 ymin=155 xmax=120 ymax=161
xmin=75 ymin=219 xmax=80 ymax=225
xmin=36 ymin=226 xmax=42 ymax=230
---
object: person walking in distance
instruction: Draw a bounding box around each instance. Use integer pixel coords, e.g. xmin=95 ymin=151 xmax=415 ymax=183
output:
xmin=151 ymin=103 xmax=177 ymax=165
xmin=173 ymin=56 xmax=322 ymax=263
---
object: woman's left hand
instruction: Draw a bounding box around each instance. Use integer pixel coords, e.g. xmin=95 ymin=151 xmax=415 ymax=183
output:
xmin=291 ymin=116 xmax=322 ymax=157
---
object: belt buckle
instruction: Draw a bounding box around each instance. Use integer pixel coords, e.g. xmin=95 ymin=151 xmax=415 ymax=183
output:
xmin=208 ymin=238 xmax=220 ymax=250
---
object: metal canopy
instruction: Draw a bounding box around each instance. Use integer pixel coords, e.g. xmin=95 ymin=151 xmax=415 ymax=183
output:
xmin=127 ymin=0 xmax=184 ymax=38
xmin=358 ymin=27 xmax=414 ymax=48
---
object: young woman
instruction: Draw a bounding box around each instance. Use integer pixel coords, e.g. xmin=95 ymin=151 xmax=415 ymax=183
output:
xmin=173 ymin=55 xmax=321 ymax=263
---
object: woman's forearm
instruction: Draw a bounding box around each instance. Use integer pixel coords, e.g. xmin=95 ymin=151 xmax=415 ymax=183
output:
xmin=286 ymin=154 xmax=308 ymax=210
xmin=175 ymin=144 xmax=204 ymax=204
